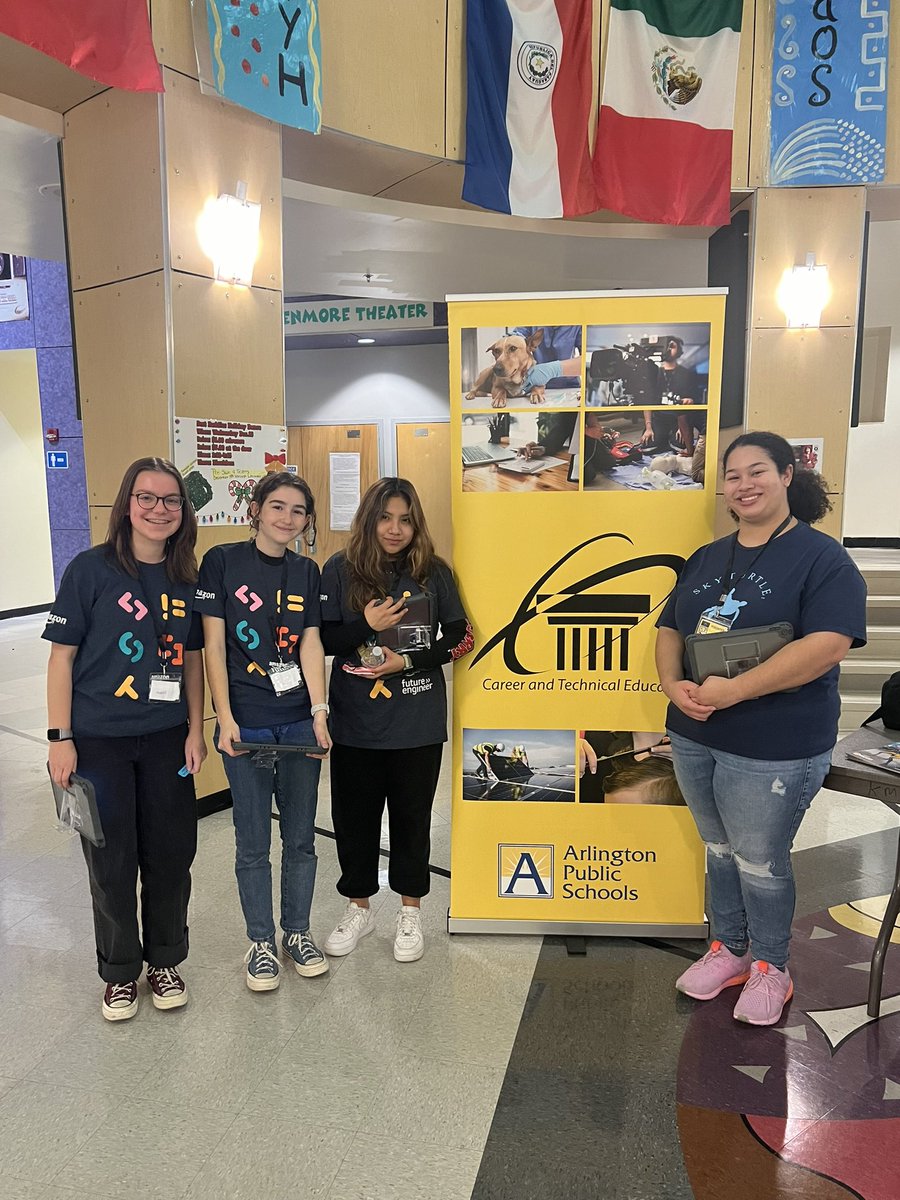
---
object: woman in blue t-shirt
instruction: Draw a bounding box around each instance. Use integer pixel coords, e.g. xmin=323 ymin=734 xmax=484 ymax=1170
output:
xmin=196 ymin=472 xmax=331 ymax=991
xmin=44 ymin=457 xmax=206 ymax=1021
xmin=656 ymin=432 xmax=867 ymax=1026
xmin=320 ymin=478 xmax=473 ymax=964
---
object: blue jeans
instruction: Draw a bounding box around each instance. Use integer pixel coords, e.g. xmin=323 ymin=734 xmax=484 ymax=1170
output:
xmin=220 ymin=720 xmax=321 ymax=942
xmin=667 ymin=730 xmax=832 ymax=968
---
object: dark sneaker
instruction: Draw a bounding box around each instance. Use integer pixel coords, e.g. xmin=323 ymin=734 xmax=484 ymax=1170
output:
xmin=244 ymin=939 xmax=280 ymax=992
xmin=282 ymin=930 xmax=329 ymax=978
xmin=147 ymin=965 xmax=188 ymax=1010
xmin=102 ymin=980 xmax=139 ymax=1022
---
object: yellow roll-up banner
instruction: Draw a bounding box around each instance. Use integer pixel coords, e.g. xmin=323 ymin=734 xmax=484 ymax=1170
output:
xmin=449 ymin=290 xmax=725 ymax=936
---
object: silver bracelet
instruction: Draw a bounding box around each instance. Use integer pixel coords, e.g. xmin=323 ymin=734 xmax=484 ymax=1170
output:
xmin=310 ymin=703 xmax=329 ymax=716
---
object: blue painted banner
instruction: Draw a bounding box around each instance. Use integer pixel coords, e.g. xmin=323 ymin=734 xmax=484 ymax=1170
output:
xmin=193 ymin=0 xmax=322 ymax=133
xmin=770 ymin=0 xmax=890 ymax=186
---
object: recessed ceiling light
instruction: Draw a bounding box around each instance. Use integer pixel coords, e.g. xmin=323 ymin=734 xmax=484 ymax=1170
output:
xmin=357 ymin=337 xmax=375 ymax=345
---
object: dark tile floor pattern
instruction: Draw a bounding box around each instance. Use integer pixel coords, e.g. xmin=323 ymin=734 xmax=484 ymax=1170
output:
xmin=471 ymin=828 xmax=900 ymax=1200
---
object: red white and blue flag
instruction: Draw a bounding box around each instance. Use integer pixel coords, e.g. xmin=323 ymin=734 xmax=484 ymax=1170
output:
xmin=462 ymin=0 xmax=599 ymax=219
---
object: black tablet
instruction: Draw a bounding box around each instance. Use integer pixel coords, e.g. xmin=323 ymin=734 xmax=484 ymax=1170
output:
xmin=234 ymin=742 xmax=322 ymax=754
xmin=685 ymin=622 xmax=794 ymax=684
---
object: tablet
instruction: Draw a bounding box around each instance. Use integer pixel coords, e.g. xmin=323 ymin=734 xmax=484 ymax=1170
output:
xmin=234 ymin=742 xmax=322 ymax=755
xmin=685 ymin=622 xmax=794 ymax=684
xmin=48 ymin=769 xmax=105 ymax=848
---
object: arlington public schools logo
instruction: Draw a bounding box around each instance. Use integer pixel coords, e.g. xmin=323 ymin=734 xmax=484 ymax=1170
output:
xmin=500 ymin=845 xmax=554 ymax=898
xmin=652 ymin=45 xmax=703 ymax=109
xmin=517 ymin=41 xmax=557 ymax=90
xmin=470 ymin=533 xmax=684 ymax=676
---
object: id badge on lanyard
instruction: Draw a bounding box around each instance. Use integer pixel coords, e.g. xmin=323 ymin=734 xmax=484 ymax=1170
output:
xmin=139 ymin=567 xmax=183 ymax=702
xmin=267 ymin=558 xmax=303 ymax=696
xmin=694 ymin=610 xmax=736 ymax=636
xmin=149 ymin=672 xmax=182 ymax=702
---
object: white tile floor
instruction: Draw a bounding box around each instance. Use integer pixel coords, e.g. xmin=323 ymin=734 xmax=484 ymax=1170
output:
xmin=1 ymin=612 xmax=895 ymax=1198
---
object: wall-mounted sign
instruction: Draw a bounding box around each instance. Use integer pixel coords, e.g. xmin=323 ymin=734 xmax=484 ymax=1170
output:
xmin=0 ymin=253 xmax=28 ymax=323
xmin=770 ymin=0 xmax=890 ymax=185
xmin=284 ymin=299 xmax=434 ymax=335
xmin=174 ymin=415 xmax=288 ymax=525
xmin=47 ymin=451 xmax=69 ymax=470
xmin=191 ymin=0 xmax=322 ymax=133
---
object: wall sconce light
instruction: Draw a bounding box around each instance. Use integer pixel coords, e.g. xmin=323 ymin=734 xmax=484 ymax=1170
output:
xmin=196 ymin=180 xmax=261 ymax=288
xmin=776 ymin=252 xmax=831 ymax=329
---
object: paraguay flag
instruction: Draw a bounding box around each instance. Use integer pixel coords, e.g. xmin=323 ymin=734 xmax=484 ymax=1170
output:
xmin=463 ymin=0 xmax=599 ymax=219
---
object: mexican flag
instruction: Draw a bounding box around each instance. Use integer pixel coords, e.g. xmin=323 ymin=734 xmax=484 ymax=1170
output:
xmin=593 ymin=0 xmax=743 ymax=226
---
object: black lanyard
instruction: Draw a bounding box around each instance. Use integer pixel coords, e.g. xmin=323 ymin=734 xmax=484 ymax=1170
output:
xmin=136 ymin=564 xmax=173 ymax=672
xmin=717 ymin=514 xmax=793 ymax=609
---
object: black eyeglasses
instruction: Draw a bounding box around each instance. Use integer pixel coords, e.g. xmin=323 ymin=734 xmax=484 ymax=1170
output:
xmin=132 ymin=492 xmax=184 ymax=512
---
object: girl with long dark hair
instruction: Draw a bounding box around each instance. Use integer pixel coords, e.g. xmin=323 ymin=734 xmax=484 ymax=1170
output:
xmin=45 ymin=457 xmax=206 ymax=1020
xmin=196 ymin=472 xmax=331 ymax=990
xmin=320 ymin=477 xmax=473 ymax=963
xmin=656 ymin=432 xmax=866 ymax=1025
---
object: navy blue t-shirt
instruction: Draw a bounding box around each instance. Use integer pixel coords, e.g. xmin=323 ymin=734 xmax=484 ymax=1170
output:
xmin=657 ymin=522 xmax=867 ymax=759
xmin=194 ymin=541 xmax=322 ymax=728
xmin=42 ymin=546 xmax=203 ymax=738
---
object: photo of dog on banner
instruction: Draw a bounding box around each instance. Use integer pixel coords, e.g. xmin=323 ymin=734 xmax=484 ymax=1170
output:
xmin=460 ymin=325 xmax=583 ymax=409
xmin=580 ymin=323 xmax=709 ymax=492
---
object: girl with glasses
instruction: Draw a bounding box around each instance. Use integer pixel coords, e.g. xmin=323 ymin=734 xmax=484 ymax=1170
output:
xmin=45 ymin=457 xmax=206 ymax=1021
xmin=320 ymin=478 xmax=473 ymax=964
xmin=195 ymin=472 xmax=331 ymax=991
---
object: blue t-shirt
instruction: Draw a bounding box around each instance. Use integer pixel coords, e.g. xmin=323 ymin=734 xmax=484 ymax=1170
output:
xmin=194 ymin=541 xmax=322 ymax=728
xmin=42 ymin=546 xmax=203 ymax=738
xmin=657 ymin=522 xmax=867 ymax=759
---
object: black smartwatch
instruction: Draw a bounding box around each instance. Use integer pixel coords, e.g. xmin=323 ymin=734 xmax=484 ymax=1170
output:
xmin=47 ymin=728 xmax=74 ymax=742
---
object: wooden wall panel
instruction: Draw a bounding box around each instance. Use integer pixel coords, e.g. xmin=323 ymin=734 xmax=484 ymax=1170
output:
xmin=74 ymin=275 xmax=170 ymax=505
xmin=150 ymin=0 xmax=198 ymax=79
xmin=196 ymin=717 xmax=229 ymax=799
xmin=89 ymin=507 xmax=111 ymax=546
xmin=0 ymin=34 xmax=106 ymax=112
xmin=750 ymin=188 xmax=866 ymax=330
xmin=746 ymin=327 xmax=856 ymax=492
xmin=319 ymin=0 xmax=447 ymax=156
xmin=293 ymin=424 xmax=380 ymax=563
xmin=748 ymin=0 xmax=773 ymax=188
xmin=171 ymin=273 xmax=284 ymax=423
xmin=163 ymin=70 xmax=282 ymax=289
xmin=396 ymin=422 xmax=452 ymax=564
xmin=731 ymin=0 xmax=756 ymax=190
xmin=445 ymin=0 xmax=466 ymax=160
xmin=63 ymin=91 xmax=163 ymax=290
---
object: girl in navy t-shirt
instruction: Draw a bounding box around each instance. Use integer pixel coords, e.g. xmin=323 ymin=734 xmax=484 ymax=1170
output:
xmin=44 ymin=457 xmax=206 ymax=1021
xmin=196 ymin=472 xmax=331 ymax=991
xmin=320 ymin=478 xmax=473 ymax=964
xmin=656 ymin=432 xmax=866 ymax=1027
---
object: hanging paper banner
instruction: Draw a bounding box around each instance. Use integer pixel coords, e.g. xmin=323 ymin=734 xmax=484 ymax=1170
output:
xmin=770 ymin=0 xmax=890 ymax=185
xmin=448 ymin=290 xmax=726 ymax=936
xmin=191 ymin=0 xmax=322 ymax=133
xmin=174 ymin=415 xmax=287 ymax=525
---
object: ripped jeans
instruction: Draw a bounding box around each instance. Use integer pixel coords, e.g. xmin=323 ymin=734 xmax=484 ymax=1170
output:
xmin=668 ymin=730 xmax=833 ymax=969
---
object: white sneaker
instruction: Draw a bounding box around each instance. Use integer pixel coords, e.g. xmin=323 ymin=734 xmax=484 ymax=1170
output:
xmin=393 ymin=905 xmax=425 ymax=962
xmin=323 ymin=902 xmax=374 ymax=957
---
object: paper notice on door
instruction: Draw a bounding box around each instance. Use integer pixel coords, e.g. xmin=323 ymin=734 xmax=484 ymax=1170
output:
xmin=329 ymin=452 xmax=360 ymax=530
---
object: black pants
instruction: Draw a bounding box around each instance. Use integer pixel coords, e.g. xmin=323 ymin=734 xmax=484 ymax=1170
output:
xmin=330 ymin=743 xmax=443 ymax=899
xmin=75 ymin=723 xmax=197 ymax=983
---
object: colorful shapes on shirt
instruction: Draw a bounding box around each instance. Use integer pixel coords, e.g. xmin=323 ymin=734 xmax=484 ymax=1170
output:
xmin=235 ymin=584 xmax=263 ymax=611
xmin=159 ymin=633 xmax=184 ymax=667
xmin=287 ymin=593 xmax=304 ymax=612
xmin=117 ymin=632 xmax=144 ymax=664
xmin=246 ymin=662 xmax=266 ymax=676
xmin=274 ymin=625 xmax=299 ymax=653
xmin=115 ymin=675 xmax=139 ymax=700
xmin=236 ymin=621 xmax=261 ymax=651
xmin=370 ymin=680 xmax=392 ymax=700
xmin=171 ymin=598 xmax=186 ymax=618
xmin=117 ymin=592 xmax=149 ymax=621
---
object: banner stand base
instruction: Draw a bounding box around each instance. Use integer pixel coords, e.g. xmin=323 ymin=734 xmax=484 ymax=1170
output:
xmin=447 ymin=915 xmax=709 ymax=939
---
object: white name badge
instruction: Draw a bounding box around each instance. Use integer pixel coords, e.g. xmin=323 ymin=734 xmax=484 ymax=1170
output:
xmin=268 ymin=662 xmax=302 ymax=695
xmin=149 ymin=674 xmax=182 ymax=702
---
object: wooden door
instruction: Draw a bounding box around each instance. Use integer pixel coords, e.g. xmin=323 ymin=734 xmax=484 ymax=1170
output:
xmin=287 ymin=423 xmax=380 ymax=563
xmin=395 ymin=421 xmax=451 ymax=564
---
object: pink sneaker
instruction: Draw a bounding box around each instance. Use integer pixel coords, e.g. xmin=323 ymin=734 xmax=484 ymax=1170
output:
xmin=675 ymin=940 xmax=752 ymax=1000
xmin=733 ymin=961 xmax=793 ymax=1025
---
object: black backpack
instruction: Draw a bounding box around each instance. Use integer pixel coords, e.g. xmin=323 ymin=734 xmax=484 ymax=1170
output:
xmin=863 ymin=673 xmax=900 ymax=732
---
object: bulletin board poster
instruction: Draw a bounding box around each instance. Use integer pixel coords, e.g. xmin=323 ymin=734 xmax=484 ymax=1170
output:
xmin=448 ymin=290 xmax=727 ymax=936
xmin=174 ymin=415 xmax=287 ymax=526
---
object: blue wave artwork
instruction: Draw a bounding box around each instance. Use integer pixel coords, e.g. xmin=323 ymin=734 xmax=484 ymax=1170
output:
xmin=769 ymin=0 xmax=889 ymax=186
